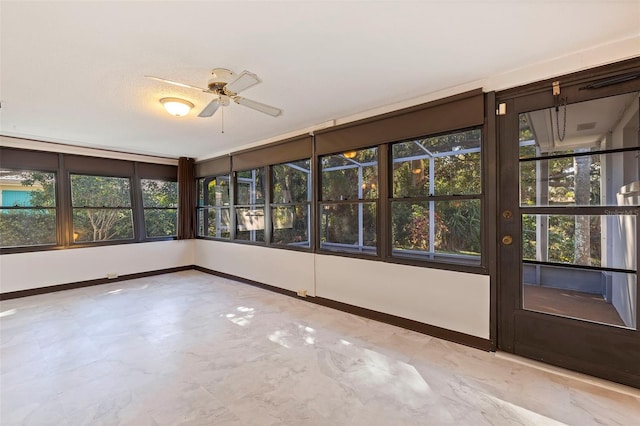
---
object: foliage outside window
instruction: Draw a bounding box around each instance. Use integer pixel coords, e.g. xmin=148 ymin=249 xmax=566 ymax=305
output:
xmin=271 ymin=159 xmax=311 ymax=247
xmin=320 ymin=147 xmax=378 ymax=254
xmin=197 ymin=176 xmax=231 ymax=239
xmin=518 ymin=112 xmax=638 ymax=268
xmin=0 ymin=170 xmax=57 ymax=248
xmin=391 ymin=128 xmax=482 ymax=264
xmin=71 ymin=174 xmax=134 ymax=242
xmin=141 ymin=179 xmax=178 ymax=238
xmin=236 ymin=168 xmax=266 ymax=242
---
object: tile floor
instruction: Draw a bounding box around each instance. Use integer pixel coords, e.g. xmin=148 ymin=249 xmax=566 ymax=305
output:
xmin=1 ymin=270 xmax=639 ymax=425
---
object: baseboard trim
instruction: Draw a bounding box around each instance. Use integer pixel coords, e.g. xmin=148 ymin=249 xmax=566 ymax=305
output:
xmin=2 ymin=265 xmax=492 ymax=351
xmin=195 ymin=266 xmax=493 ymax=352
xmin=312 ymin=296 xmax=493 ymax=351
xmin=193 ymin=266 xmax=299 ymax=298
xmin=0 ymin=265 xmax=193 ymax=300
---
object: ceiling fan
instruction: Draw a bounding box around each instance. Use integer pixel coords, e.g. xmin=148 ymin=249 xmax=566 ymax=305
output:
xmin=146 ymin=68 xmax=282 ymax=118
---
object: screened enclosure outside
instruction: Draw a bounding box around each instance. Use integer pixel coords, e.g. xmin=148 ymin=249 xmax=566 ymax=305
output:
xmin=320 ymin=148 xmax=378 ymax=254
xmin=391 ymin=128 xmax=482 ymax=264
xmin=0 ymin=169 xmax=57 ymax=247
xmin=236 ymin=168 xmax=265 ymax=242
xmin=519 ymin=92 xmax=639 ymax=329
xmin=197 ymin=176 xmax=231 ymax=239
xmin=271 ymin=159 xmax=311 ymax=247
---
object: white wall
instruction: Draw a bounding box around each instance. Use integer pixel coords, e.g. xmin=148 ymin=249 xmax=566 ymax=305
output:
xmin=194 ymin=239 xmax=490 ymax=339
xmin=0 ymin=240 xmax=194 ymax=293
xmin=314 ymin=255 xmax=490 ymax=339
xmin=194 ymin=239 xmax=315 ymax=295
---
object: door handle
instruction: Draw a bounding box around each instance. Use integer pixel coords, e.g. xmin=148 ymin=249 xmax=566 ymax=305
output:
xmin=502 ymin=235 xmax=513 ymax=245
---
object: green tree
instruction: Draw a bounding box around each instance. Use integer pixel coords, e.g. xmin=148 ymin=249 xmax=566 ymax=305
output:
xmin=0 ymin=171 xmax=56 ymax=247
xmin=71 ymin=175 xmax=133 ymax=241
xmin=518 ymin=114 xmax=601 ymax=266
xmin=141 ymin=179 xmax=178 ymax=238
xmin=272 ymin=161 xmax=310 ymax=244
xmin=390 ymin=129 xmax=482 ymax=256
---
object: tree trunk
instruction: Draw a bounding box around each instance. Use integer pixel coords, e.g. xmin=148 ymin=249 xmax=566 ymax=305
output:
xmin=574 ymin=152 xmax=591 ymax=265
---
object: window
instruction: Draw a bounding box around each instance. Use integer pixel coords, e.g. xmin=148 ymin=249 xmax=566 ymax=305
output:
xmin=0 ymin=169 xmax=57 ymax=248
xmin=390 ymin=128 xmax=482 ymax=264
xmin=141 ymin=179 xmax=178 ymax=238
xmin=320 ymin=147 xmax=378 ymax=254
xmin=236 ymin=168 xmax=266 ymax=242
xmin=271 ymin=159 xmax=311 ymax=247
xmin=71 ymin=174 xmax=134 ymax=242
xmin=197 ymin=175 xmax=231 ymax=239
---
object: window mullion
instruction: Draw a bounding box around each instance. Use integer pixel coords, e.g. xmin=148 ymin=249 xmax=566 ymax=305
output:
xmin=265 ymin=166 xmax=272 ymax=245
xmin=132 ymin=163 xmax=144 ymax=242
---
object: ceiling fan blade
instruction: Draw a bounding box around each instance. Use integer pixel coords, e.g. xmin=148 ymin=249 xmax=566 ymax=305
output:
xmin=233 ymin=96 xmax=282 ymax=117
xmin=225 ymin=70 xmax=261 ymax=94
xmin=198 ymin=99 xmax=221 ymax=117
xmin=145 ymin=75 xmax=207 ymax=92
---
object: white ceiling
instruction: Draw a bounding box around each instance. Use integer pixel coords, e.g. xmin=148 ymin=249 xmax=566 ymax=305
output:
xmin=1 ymin=1 xmax=639 ymax=160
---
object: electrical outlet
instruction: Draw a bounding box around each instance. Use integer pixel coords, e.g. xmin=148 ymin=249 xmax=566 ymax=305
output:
xmin=106 ymin=273 xmax=118 ymax=279
xmin=297 ymin=289 xmax=307 ymax=298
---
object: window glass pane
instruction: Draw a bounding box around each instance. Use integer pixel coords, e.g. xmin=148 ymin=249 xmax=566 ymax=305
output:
xmin=519 ymin=92 xmax=640 ymax=160
xmin=0 ymin=170 xmax=56 ymax=207
xmin=198 ymin=207 xmax=231 ymax=239
xmin=392 ymin=129 xmax=481 ymax=198
xmin=71 ymin=175 xmax=131 ymax=207
xmin=199 ymin=176 xmax=230 ymax=207
xmin=391 ymin=200 xmax=481 ymax=261
xmin=523 ymin=214 xmax=636 ymax=270
xmin=72 ymin=209 xmax=134 ymax=242
xmin=144 ymin=209 xmax=177 ymax=238
xmin=520 ymin=151 xmax=639 ymax=207
xmin=141 ymin=179 xmax=177 ymax=208
xmin=237 ymin=169 xmax=265 ymax=205
xmin=523 ymin=268 xmax=636 ymax=329
xmin=321 ymin=148 xmax=378 ymax=201
xmin=272 ymin=160 xmax=311 ymax=203
xmin=197 ymin=178 xmax=205 ymax=207
xmin=272 ymin=205 xmax=309 ymax=247
xmin=320 ymin=202 xmax=377 ymax=254
xmin=0 ymin=209 xmax=57 ymax=247
xmin=0 ymin=170 xmax=57 ymax=248
xmin=236 ymin=207 xmax=265 ymax=242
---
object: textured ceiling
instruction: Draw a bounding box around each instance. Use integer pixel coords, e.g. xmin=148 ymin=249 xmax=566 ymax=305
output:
xmin=1 ymin=1 xmax=639 ymax=159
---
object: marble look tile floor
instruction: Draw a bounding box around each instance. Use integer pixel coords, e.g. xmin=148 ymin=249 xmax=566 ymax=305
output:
xmin=1 ymin=270 xmax=639 ymax=426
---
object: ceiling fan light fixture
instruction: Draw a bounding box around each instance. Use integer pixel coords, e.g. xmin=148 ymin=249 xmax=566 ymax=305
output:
xmin=343 ymin=150 xmax=357 ymax=159
xmin=160 ymin=97 xmax=194 ymax=117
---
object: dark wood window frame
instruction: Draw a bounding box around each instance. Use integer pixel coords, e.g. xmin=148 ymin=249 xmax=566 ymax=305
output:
xmin=0 ymin=167 xmax=59 ymax=249
xmin=388 ymin=126 xmax=484 ymax=268
xmin=69 ymin=173 xmax=136 ymax=244
xmin=140 ymin=178 xmax=179 ymax=239
xmin=0 ymin=147 xmax=177 ymax=254
xmin=195 ymin=136 xmax=314 ymax=252
xmin=234 ymin=166 xmax=268 ymax=244
xmin=197 ymin=175 xmax=232 ymax=240
xmin=194 ymin=92 xmax=490 ymax=275
xmin=318 ymin=147 xmax=380 ymax=256
xmin=270 ymin=159 xmax=312 ymax=250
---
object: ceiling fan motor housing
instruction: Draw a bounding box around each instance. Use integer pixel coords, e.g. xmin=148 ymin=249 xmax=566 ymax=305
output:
xmin=207 ymin=68 xmax=236 ymax=96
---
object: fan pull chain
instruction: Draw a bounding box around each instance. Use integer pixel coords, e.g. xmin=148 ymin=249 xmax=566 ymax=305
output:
xmin=221 ymin=103 xmax=225 ymax=134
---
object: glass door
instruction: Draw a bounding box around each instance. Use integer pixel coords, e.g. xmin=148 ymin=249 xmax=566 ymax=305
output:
xmin=498 ymin=77 xmax=640 ymax=388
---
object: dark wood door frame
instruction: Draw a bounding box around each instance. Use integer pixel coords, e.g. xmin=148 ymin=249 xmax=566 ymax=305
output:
xmin=495 ymin=58 xmax=640 ymax=388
